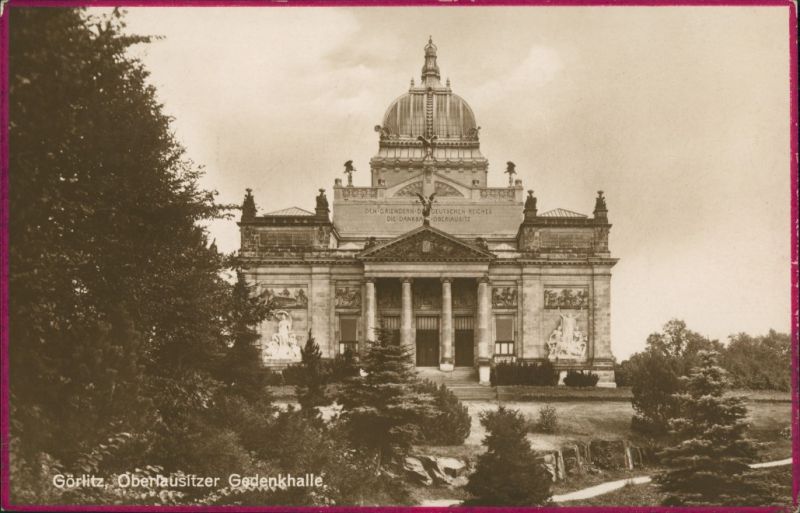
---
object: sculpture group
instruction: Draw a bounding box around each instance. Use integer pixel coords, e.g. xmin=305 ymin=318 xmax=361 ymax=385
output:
xmin=547 ymin=312 xmax=587 ymax=360
xmin=262 ymin=310 xmax=302 ymax=362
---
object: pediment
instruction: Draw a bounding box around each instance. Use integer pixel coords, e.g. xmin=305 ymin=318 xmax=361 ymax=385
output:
xmin=359 ymin=225 xmax=495 ymax=262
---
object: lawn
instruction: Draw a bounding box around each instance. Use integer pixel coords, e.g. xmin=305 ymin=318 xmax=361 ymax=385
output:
xmin=415 ymin=398 xmax=793 ymax=506
xmin=571 ymin=466 xmax=794 ymax=507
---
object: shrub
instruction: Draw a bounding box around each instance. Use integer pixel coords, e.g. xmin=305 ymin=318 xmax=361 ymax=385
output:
xmin=263 ymin=369 xmax=285 ymax=386
xmin=330 ymin=350 xmax=359 ymax=382
xmin=614 ymin=360 xmax=633 ymax=387
xmin=413 ymin=380 xmax=471 ymax=445
xmin=282 ymin=351 xmax=360 ymax=387
xmin=465 ymin=407 xmax=552 ymax=506
xmin=563 ymin=370 xmax=599 ymax=387
xmin=281 ymin=364 xmax=304 ymax=386
xmin=490 ymin=361 xmax=559 ymax=386
xmin=535 ymin=404 xmax=558 ymax=433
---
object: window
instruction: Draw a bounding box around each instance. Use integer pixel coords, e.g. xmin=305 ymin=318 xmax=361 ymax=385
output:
xmin=339 ymin=317 xmax=359 ymax=355
xmin=494 ymin=316 xmax=515 ymax=356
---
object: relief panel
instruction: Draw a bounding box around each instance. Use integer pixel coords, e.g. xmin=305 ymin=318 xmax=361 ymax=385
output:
xmin=261 ymin=287 xmax=309 ymax=309
xmin=335 ymin=286 xmax=362 ymax=309
xmin=492 ymin=286 xmax=518 ymax=309
xmin=544 ymin=287 xmax=589 ymax=310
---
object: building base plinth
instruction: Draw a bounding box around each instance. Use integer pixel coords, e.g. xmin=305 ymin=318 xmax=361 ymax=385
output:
xmin=478 ymin=365 xmax=491 ymax=385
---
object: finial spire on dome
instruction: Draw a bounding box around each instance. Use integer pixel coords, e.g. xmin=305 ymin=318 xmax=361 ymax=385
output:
xmin=421 ymin=36 xmax=441 ymax=87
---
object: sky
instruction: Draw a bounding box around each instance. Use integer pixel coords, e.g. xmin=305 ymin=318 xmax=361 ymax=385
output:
xmin=112 ymin=5 xmax=791 ymax=359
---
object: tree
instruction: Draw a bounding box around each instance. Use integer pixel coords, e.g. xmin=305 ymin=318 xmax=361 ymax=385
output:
xmin=335 ymin=329 xmax=433 ymax=471
xmin=412 ymin=380 xmax=471 ymax=445
xmin=218 ymin=271 xmax=271 ymax=401
xmin=720 ymin=330 xmax=791 ymax=391
xmin=296 ymin=332 xmax=331 ymax=414
xmin=465 ymin=407 xmax=552 ymax=506
xmin=628 ymin=319 xmax=721 ymax=435
xmin=654 ymin=351 xmax=777 ymax=506
xmin=629 ymin=349 xmax=683 ymax=435
xmin=7 ymin=7 xmax=247 ymax=498
xmin=645 ymin=319 xmax=723 ymax=374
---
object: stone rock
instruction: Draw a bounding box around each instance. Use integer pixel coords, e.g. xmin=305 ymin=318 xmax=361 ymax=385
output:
xmin=404 ymin=457 xmax=432 ymax=486
xmin=451 ymin=476 xmax=469 ymax=488
xmin=537 ymin=453 xmax=557 ymax=482
xmin=437 ymin=457 xmax=467 ymax=478
xmin=418 ymin=455 xmax=452 ymax=485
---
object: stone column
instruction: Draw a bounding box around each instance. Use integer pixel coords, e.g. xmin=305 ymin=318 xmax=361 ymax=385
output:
xmin=400 ymin=278 xmax=414 ymax=352
xmin=310 ymin=266 xmax=332 ymax=357
xmin=440 ymin=278 xmax=453 ymax=371
xmin=592 ymin=268 xmax=616 ymax=388
xmin=476 ymin=276 xmax=491 ymax=385
xmin=365 ymin=279 xmax=376 ymax=342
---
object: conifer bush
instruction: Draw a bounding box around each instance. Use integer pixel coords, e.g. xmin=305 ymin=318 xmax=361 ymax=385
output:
xmin=535 ymin=404 xmax=559 ymax=433
xmin=335 ymin=329 xmax=433 ymax=470
xmin=413 ymin=380 xmax=471 ymax=445
xmin=465 ymin=406 xmax=552 ymax=506
xmin=654 ymin=351 xmax=780 ymax=506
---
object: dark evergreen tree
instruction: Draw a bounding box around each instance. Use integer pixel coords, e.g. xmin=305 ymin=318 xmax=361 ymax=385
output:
xmin=218 ymin=271 xmax=271 ymax=401
xmin=296 ymin=332 xmax=331 ymax=414
xmin=465 ymin=406 xmax=552 ymax=506
xmin=335 ymin=329 xmax=434 ymax=470
xmin=654 ymin=351 xmax=778 ymax=506
xmin=7 ymin=7 xmax=253 ymax=499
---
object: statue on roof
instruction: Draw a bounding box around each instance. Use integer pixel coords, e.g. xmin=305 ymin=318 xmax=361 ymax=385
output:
xmin=343 ymin=160 xmax=356 ymax=186
xmin=316 ymin=188 xmax=328 ymax=210
xmin=594 ymin=190 xmax=608 ymax=220
xmin=241 ymin=188 xmax=257 ymax=221
xmin=505 ymin=161 xmax=517 ymax=186
xmin=417 ymin=134 xmax=438 ymax=161
xmin=374 ymin=124 xmax=389 ymax=140
xmin=415 ymin=192 xmax=437 ymax=225
xmin=524 ymin=190 xmax=538 ymax=217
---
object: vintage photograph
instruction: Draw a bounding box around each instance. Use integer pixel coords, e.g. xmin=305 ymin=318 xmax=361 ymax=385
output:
xmin=1 ymin=2 xmax=796 ymax=509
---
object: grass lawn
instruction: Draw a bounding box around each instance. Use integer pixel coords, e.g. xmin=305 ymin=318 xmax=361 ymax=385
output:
xmin=572 ymin=481 xmax=667 ymax=506
xmin=412 ymin=398 xmax=792 ymax=506
xmin=569 ymin=466 xmax=794 ymax=507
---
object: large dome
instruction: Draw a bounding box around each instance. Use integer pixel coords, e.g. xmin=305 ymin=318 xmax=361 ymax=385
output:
xmin=378 ymin=37 xmax=479 ymax=141
xmin=370 ymin=37 xmax=488 ymax=190
xmin=381 ymin=90 xmax=478 ymax=140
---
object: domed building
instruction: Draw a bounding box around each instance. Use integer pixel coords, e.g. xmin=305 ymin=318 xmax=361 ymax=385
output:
xmin=239 ymin=38 xmax=618 ymax=386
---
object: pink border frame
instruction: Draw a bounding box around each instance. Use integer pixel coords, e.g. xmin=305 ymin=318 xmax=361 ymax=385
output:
xmin=0 ymin=0 xmax=797 ymax=511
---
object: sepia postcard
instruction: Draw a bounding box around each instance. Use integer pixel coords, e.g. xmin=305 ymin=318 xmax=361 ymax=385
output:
xmin=0 ymin=1 xmax=797 ymax=511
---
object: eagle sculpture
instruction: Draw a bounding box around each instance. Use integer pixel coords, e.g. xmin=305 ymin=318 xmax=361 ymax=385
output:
xmin=415 ymin=192 xmax=437 ymax=224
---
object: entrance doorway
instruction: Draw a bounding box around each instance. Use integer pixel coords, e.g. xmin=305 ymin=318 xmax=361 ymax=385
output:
xmin=454 ymin=316 xmax=474 ymax=367
xmin=415 ymin=316 xmax=439 ymax=366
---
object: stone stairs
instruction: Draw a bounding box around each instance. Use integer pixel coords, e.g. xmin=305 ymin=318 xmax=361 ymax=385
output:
xmin=415 ymin=367 xmax=498 ymax=401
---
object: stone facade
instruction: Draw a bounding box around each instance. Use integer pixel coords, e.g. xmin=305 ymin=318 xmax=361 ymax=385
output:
xmin=238 ymin=39 xmax=617 ymax=386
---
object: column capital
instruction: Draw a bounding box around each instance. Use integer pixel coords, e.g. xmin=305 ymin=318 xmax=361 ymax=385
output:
xmin=478 ymin=275 xmax=491 ymax=284
xmin=401 ymin=277 xmax=413 ymax=284
xmin=364 ymin=277 xmax=375 ymax=284
xmin=440 ymin=277 xmax=452 ymax=284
